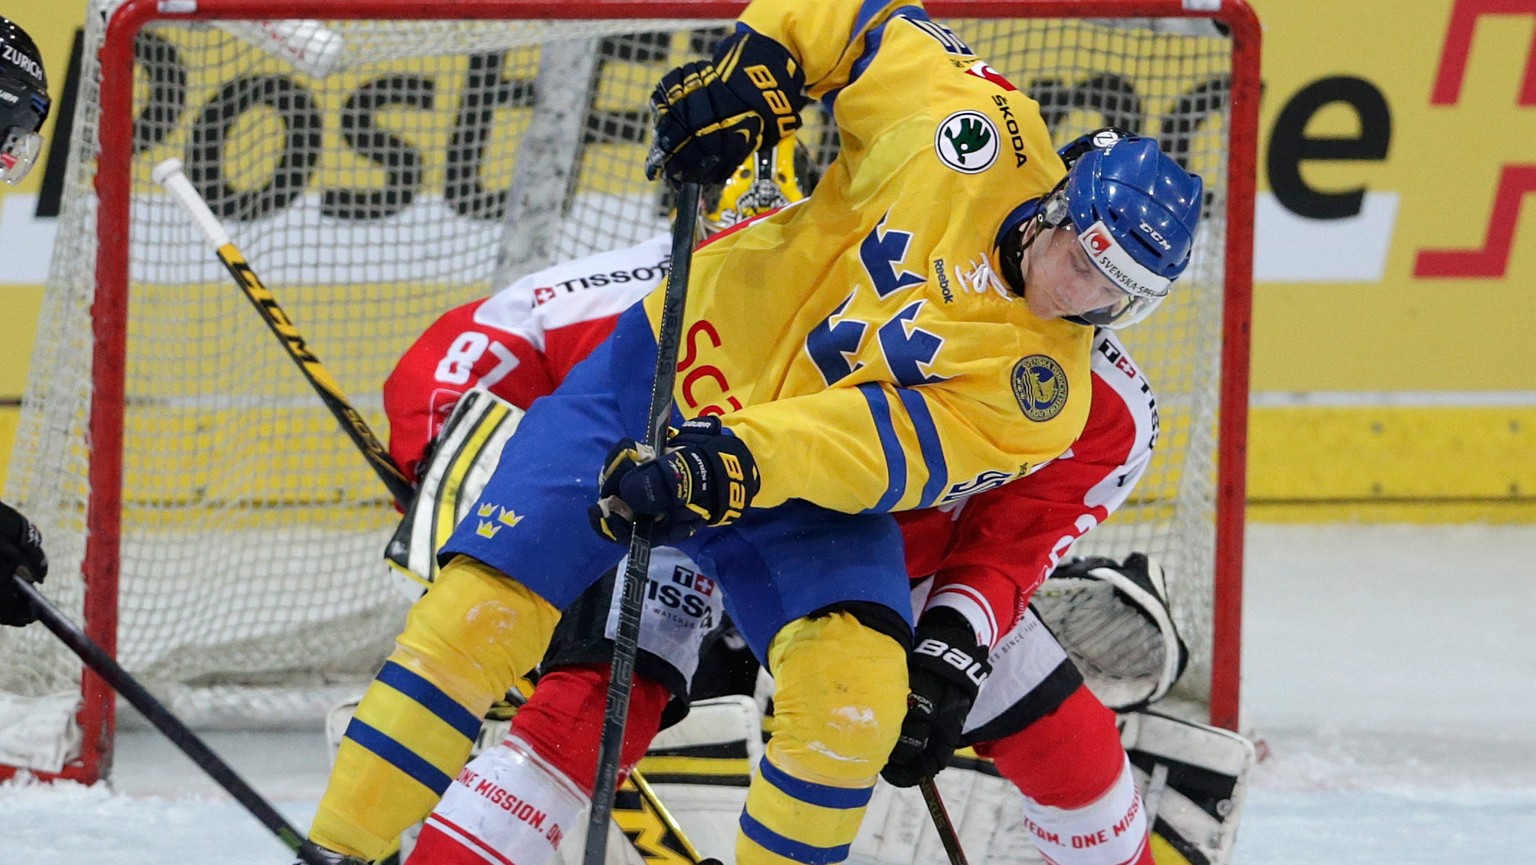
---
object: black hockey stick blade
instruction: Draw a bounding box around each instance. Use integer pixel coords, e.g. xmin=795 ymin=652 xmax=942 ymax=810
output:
xmin=921 ymin=778 xmax=971 ymax=865
xmin=12 ymin=576 xmax=330 ymax=865
xmin=584 ymin=180 xmax=703 ymax=865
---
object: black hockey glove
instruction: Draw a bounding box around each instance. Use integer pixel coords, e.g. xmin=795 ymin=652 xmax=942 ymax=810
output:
xmin=881 ymin=608 xmax=991 ymax=788
xmin=0 ymin=500 xmax=48 ymax=627
xmin=645 ymin=30 xmax=808 ymax=185
xmin=589 ymin=417 xmax=761 ymax=544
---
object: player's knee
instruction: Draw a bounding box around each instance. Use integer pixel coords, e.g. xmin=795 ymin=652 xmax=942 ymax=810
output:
xmin=394 ymin=556 xmax=563 ymax=706
xmin=765 ymin=611 xmax=909 ymax=785
xmin=979 ymin=684 xmax=1124 ymax=808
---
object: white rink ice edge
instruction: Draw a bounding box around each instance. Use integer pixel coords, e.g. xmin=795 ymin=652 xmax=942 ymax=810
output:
xmin=3 ymin=523 xmax=1534 ymax=865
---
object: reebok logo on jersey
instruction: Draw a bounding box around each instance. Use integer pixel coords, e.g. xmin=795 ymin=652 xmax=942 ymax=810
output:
xmin=935 ymin=111 xmax=998 ymax=174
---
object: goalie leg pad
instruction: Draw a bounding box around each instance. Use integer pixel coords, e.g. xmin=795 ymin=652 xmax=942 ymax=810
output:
xmin=310 ymin=558 xmax=561 ymax=862
xmin=408 ymin=734 xmax=588 ymax=865
xmin=1119 ymin=711 xmax=1255 ymax=865
xmin=386 ymin=388 xmax=525 ymax=594
xmin=737 ymin=613 xmax=907 ymax=865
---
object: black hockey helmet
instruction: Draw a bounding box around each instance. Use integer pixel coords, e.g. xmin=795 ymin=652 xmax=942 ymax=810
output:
xmin=0 ymin=16 xmax=50 ymax=185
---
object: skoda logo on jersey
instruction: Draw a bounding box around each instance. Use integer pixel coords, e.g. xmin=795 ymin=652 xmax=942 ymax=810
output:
xmin=935 ymin=111 xmax=998 ymax=174
xmin=1012 ymin=355 xmax=1069 ymax=422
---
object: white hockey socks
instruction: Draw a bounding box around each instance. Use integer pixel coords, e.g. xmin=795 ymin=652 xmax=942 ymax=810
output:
xmin=1016 ymin=755 xmax=1151 ymax=865
xmin=407 ymin=734 xmax=589 ymax=865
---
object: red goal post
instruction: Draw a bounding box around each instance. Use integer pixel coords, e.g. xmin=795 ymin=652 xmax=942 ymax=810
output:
xmin=0 ymin=0 xmax=1258 ymax=784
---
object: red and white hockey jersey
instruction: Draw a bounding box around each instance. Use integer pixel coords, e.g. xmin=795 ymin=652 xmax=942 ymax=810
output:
xmin=383 ymin=234 xmax=672 ymax=480
xmin=383 ymin=234 xmax=1157 ymax=646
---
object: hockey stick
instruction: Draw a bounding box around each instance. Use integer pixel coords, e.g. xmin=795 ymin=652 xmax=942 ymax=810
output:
xmin=10 ymin=576 xmax=329 ymax=865
xmin=151 ymin=158 xmax=416 ymax=509
xmin=584 ymin=180 xmax=702 ymax=865
xmin=920 ymin=779 xmax=971 ymax=865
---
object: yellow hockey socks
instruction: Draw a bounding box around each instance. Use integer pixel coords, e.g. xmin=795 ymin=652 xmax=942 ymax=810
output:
xmin=737 ymin=612 xmax=907 ymax=865
xmin=309 ymin=557 xmax=561 ymax=860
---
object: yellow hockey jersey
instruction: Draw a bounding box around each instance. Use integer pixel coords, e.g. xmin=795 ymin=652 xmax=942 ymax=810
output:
xmin=647 ymin=0 xmax=1093 ymax=514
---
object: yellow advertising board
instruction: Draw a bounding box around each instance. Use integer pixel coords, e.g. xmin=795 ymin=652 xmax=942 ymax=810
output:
xmin=1 ymin=1 xmax=1532 ymax=517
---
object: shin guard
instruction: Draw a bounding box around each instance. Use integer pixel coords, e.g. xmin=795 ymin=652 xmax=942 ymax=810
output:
xmin=737 ymin=613 xmax=907 ymax=865
xmin=310 ymin=558 xmax=562 ymax=861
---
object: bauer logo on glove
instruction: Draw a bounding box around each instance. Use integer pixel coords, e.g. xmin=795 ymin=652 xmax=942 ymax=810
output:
xmin=588 ymin=417 xmax=761 ymax=544
xmin=645 ymin=30 xmax=808 ymax=185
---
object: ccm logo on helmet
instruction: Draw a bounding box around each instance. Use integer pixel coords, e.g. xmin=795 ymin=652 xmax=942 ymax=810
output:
xmin=914 ymin=637 xmax=990 ymax=687
xmin=2 ymin=45 xmax=44 ymax=83
xmin=1138 ymin=220 xmax=1172 ymax=251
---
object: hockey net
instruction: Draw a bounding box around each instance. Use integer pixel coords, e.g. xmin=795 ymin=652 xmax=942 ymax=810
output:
xmin=0 ymin=0 xmax=1257 ymax=781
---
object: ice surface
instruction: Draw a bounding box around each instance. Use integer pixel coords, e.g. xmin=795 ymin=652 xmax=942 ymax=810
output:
xmin=3 ymin=524 xmax=1534 ymax=864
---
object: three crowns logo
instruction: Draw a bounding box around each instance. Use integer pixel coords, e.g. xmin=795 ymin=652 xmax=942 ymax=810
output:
xmin=475 ymin=502 xmax=524 ymax=538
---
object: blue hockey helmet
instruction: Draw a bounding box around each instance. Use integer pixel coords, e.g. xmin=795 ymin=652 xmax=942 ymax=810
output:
xmin=1040 ymin=130 xmax=1203 ymax=328
xmin=0 ymin=16 xmax=49 ymax=185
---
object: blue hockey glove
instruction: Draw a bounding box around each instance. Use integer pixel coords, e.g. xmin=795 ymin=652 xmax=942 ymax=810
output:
xmin=881 ymin=608 xmax=992 ymax=787
xmin=645 ymin=30 xmax=807 ymax=185
xmin=0 ymin=500 xmax=48 ymax=627
xmin=589 ymin=417 xmax=761 ymax=544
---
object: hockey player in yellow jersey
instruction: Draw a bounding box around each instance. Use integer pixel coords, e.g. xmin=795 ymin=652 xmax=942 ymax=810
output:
xmin=299 ymin=1 xmax=1203 ymax=863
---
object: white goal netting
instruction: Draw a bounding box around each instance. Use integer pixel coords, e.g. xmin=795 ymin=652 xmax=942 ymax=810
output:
xmin=1 ymin=0 xmax=1247 ymax=776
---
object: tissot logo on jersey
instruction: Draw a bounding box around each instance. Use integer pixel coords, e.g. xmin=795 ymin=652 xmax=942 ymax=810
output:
xmin=531 ymin=259 xmax=669 ymax=306
xmin=643 ymin=566 xmax=716 ymax=624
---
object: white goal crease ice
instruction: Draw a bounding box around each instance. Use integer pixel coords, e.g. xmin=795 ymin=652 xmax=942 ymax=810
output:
xmin=0 ymin=0 xmax=1258 ymax=782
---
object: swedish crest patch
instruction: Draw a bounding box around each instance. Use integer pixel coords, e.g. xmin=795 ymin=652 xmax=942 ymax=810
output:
xmin=1012 ymin=355 xmax=1069 ymax=421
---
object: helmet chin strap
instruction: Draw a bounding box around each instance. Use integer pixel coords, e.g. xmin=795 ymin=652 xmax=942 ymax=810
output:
xmin=999 ymin=213 xmax=1048 ymax=298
